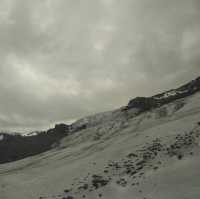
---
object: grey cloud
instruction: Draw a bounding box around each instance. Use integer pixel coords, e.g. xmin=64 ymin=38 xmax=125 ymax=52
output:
xmin=0 ymin=0 xmax=199 ymax=132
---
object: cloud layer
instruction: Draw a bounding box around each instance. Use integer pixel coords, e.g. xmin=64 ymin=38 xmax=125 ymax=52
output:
xmin=0 ymin=0 xmax=199 ymax=132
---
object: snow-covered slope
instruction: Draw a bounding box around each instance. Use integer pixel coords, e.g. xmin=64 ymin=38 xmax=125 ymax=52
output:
xmin=1 ymin=78 xmax=200 ymax=199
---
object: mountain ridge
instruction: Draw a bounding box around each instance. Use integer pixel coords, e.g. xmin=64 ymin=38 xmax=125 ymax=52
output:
xmin=0 ymin=76 xmax=199 ymax=164
xmin=126 ymin=76 xmax=200 ymax=111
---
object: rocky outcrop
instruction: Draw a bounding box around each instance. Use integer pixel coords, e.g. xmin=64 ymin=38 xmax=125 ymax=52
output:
xmin=47 ymin=123 xmax=70 ymax=135
xmin=127 ymin=97 xmax=158 ymax=111
xmin=55 ymin=123 xmax=69 ymax=133
xmin=126 ymin=76 xmax=200 ymax=112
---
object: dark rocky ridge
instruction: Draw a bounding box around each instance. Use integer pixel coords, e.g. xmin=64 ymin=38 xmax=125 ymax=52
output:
xmin=126 ymin=97 xmax=158 ymax=111
xmin=126 ymin=76 xmax=200 ymax=112
xmin=0 ymin=124 xmax=69 ymax=164
xmin=0 ymin=123 xmax=87 ymax=164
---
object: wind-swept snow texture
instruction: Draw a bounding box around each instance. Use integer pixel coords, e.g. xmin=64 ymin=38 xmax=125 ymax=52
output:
xmin=1 ymin=79 xmax=200 ymax=199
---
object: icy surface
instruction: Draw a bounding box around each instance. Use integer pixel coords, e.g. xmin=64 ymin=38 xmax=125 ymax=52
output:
xmin=0 ymin=93 xmax=200 ymax=199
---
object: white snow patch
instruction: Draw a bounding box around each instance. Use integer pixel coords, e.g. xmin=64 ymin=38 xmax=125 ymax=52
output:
xmin=0 ymin=135 xmax=4 ymax=141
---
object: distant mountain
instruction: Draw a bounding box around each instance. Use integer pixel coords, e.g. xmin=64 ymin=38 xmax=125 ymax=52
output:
xmin=0 ymin=124 xmax=69 ymax=164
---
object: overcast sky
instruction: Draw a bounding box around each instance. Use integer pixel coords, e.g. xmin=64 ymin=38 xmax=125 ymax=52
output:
xmin=0 ymin=0 xmax=199 ymax=132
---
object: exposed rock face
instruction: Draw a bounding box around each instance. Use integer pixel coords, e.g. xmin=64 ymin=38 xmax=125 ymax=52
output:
xmin=127 ymin=97 xmax=157 ymax=111
xmin=54 ymin=123 xmax=70 ymax=134
xmin=126 ymin=76 xmax=200 ymax=112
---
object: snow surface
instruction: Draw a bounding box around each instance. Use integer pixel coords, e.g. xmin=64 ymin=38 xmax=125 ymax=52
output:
xmin=0 ymin=135 xmax=4 ymax=141
xmin=0 ymin=93 xmax=200 ymax=199
xmin=154 ymin=90 xmax=178 ymax=99
xmin=154 ymin=89 xmax=188 ymax=100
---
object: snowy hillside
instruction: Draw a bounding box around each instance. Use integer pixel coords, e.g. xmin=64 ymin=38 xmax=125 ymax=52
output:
xmin=0 ymin=77 xmax=200 ymax=199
